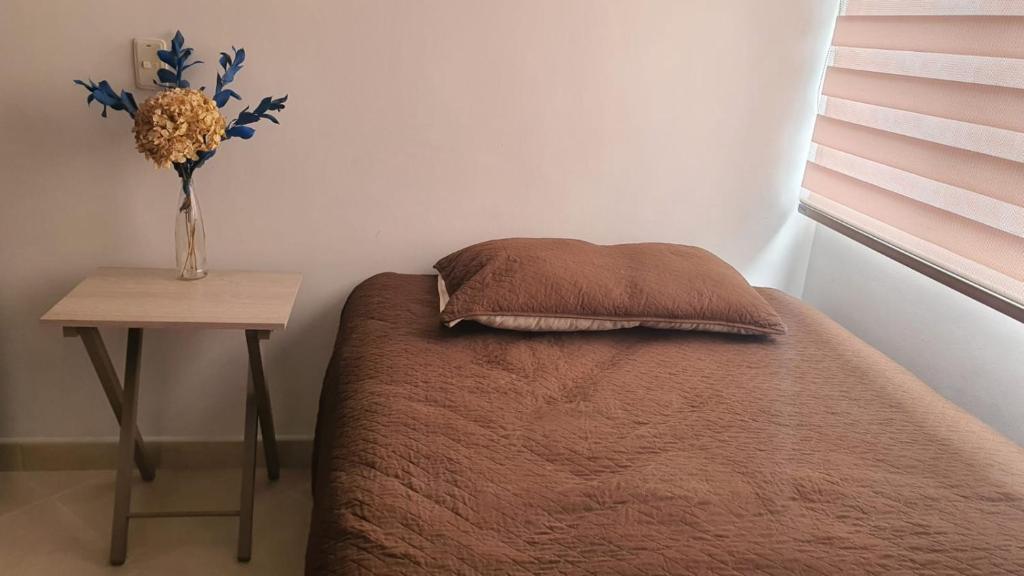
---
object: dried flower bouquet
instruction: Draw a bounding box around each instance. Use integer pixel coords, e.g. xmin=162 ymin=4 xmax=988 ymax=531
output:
xmin=74 ymin=31 xmax=288 ymax=279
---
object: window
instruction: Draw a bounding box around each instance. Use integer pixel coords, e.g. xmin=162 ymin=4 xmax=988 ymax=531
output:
xmin=800 ymin=0 xmax=1024 ymax=321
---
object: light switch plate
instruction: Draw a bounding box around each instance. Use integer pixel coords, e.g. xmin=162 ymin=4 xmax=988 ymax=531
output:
xmin=133 ymin=37 xmax=167 ymax=90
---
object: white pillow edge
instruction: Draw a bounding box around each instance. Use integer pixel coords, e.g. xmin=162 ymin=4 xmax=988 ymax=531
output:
xmin=437 ymin=274 xmax=461 ymax=326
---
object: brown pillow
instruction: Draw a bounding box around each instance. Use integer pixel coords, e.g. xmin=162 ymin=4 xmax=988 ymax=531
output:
xmin=434 ymin=238 xmax=786 ymax=335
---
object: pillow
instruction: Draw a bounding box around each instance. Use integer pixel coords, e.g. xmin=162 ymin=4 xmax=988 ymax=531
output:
xmin=434 ymin=238 xmax=787 ymax=335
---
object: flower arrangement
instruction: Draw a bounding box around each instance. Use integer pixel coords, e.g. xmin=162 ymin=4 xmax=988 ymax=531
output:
xmin=134 ymin=88 xmax=225 ymax=168
xmin=74 ymin=31 xmax=288 ymax=279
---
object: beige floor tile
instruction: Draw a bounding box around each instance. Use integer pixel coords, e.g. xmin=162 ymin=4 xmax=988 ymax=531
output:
xmin=0 ymin=470 xmax=108 ymax=518
xmin=0 ymin=468 xmax=311 ymax=575
xmin=0 ymin=497 xmax=111 ymax=575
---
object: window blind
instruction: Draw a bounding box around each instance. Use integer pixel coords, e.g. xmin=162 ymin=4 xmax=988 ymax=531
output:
xmin=800 ymin=0 xmax=1024 ymax=320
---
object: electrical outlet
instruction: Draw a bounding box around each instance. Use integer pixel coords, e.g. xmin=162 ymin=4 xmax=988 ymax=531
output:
xmin=133 ymin=38 xmax=167 ymax=90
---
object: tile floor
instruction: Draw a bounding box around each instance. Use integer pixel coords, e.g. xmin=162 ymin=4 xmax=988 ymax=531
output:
xmin=0 ymin=468 xmax=311 ymax=575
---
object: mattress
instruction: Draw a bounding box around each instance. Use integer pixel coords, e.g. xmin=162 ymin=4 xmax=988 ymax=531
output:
xmin=306 ymin=273 xmax=1024 ymax=575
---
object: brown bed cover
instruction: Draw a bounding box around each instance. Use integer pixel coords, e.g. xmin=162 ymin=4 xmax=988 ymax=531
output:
xmin=307 ymin=273 xmax=1024 ymax=575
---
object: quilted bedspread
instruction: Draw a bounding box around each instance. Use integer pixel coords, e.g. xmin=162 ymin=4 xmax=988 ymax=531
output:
xmin=307 ymin=273 xmax=1024 ymax=575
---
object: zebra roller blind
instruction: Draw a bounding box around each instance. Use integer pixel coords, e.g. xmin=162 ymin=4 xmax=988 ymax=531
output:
xmin=801 ymin=0 xmax=1024 ymax=316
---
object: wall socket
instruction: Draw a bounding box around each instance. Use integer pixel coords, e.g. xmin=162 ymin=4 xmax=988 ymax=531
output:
xmin=133 ymin=37 xmax=168 ymax=90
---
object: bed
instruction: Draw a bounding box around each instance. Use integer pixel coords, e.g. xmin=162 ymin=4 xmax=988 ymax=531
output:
xmin=306 ymin=272 xmax=1024 ymax=574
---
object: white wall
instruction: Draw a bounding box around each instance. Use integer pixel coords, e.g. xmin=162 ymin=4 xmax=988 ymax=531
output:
xmin=803 ymin=226 xmax=1024 ymax=445
xmin=0 ymin=0 xmax=838 ymax=439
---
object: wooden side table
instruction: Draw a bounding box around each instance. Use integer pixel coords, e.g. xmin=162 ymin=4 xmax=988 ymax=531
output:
xmin=41 ymin=267 xmax=302 ymax=565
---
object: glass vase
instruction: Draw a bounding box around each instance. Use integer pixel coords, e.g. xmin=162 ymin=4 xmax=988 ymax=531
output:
xmin=176 ymin=177 xmax=207 ymax=280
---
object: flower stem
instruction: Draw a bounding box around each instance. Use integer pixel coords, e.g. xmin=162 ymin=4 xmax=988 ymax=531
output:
xmin=179 ymin=176 xmax=200 ymax=278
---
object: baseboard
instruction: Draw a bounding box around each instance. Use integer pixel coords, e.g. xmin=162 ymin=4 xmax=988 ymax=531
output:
xmin=0 ymin=437 xmax=313 ymax=471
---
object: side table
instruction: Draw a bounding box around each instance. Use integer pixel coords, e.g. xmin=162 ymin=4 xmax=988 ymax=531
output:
xmin=41 ymin=267 xmax=302 ymax=565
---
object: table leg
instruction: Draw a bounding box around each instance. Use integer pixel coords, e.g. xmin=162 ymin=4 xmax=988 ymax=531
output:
xmin=237 ymin=370 xmax=258 ymax=562
xmin=71 ymin=327 xmax=156 ymax=482
xmin=245 ymin=330 xmax=279 ymax=481
xmin=110 ymin=328 xmax=144 ymax=566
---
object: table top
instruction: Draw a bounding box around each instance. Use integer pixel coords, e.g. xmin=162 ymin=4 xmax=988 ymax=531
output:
xmin=41 ymin=267 xmax=302 ymax=330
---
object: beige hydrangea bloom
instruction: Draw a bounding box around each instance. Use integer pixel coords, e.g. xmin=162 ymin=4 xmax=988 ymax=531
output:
xmin=133 ymin=88 xmax=226 ymax=168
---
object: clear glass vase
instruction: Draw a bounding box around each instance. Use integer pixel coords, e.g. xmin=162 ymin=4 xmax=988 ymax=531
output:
xmin=176 ymin=177 xmax=207 ymax=280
